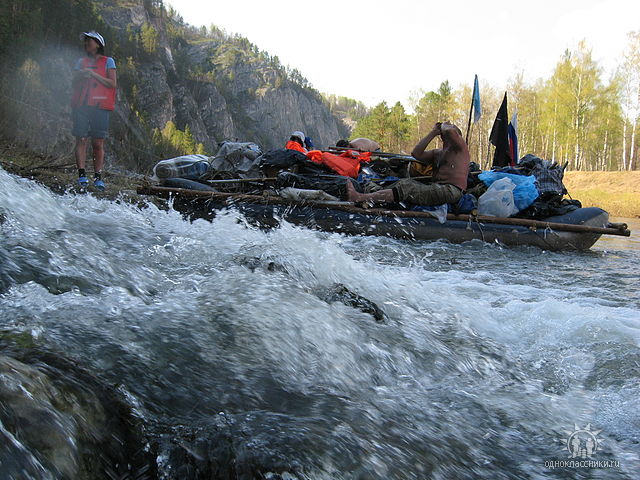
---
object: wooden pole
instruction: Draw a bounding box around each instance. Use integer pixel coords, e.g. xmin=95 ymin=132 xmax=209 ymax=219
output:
xmin=325 ymin=147 xmax=413 ymax=159
xmin=324 ymin=148 xmax=430 ymax=166
xmin=137 ymin=185 xmax=631 ymax=237
xmin=206 ymin=177 xmax=276 ymax=184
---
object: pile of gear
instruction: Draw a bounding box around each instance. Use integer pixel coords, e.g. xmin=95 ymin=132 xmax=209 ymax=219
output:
xmin=150 ymin=137 xmax=580 ymax=221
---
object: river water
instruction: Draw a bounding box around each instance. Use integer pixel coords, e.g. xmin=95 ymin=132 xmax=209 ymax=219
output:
xmin=1 ymin=167 xmax=639 ymax=479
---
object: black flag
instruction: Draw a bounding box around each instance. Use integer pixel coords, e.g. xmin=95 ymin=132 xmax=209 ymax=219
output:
xmin=489 ymin=93 xmax=512 ymax=167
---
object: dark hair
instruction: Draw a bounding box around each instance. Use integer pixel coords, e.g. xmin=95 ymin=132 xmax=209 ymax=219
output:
xmin=289 ymin=135 xmax=303 ymax=146
xmin=336 ymin=139 xmax=350 ymax=148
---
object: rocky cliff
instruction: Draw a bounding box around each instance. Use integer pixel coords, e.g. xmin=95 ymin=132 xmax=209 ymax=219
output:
xmin=0 ymin=0 xmax=350 ymax=172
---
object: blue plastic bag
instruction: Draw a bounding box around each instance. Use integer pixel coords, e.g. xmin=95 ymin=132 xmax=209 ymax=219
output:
xmin=452 ymin=193 xmax=478 ymax=214
xmin=478 ymin=171 xmax=539 ymax=212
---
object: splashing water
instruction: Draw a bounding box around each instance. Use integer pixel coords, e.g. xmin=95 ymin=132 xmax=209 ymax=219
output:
xmin=1 ymin=167 xmax=639 ymax=479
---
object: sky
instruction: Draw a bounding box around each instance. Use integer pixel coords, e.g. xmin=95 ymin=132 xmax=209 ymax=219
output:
xmin=166 ymin=0 xmax=639 ymax=107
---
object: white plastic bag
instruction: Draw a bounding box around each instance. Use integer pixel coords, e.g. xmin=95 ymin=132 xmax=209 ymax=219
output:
xmin=151 ymin=154 xmax=211 ymax=181
xmin=477 ymin=177 xmax=518 ymax=217
xmin=428 ymin=204 xmax=449 ymax=224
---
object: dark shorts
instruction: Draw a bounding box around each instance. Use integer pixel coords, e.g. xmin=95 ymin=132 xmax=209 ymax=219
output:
xmin=72 ymin=106 xmax=110 ymax=139
xmin=392 ymin=179 xmax=463 ymax=206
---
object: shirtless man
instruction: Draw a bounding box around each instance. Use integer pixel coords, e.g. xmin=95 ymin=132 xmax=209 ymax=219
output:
xmin=346 ymin=122 xmax=470 ymax=206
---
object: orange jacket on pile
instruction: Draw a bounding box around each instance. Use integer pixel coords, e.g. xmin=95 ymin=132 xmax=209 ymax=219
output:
xmin=285 ymin=140 xmax=307 ymax=154
xmin=306 ymin=150 xmax=371 ymax=178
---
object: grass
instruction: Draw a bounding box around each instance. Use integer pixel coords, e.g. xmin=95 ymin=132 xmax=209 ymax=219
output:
xmin=563 ymin=171 xmax=640 ymax=218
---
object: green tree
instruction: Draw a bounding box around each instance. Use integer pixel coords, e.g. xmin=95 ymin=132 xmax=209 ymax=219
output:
xmin=413 ymin=81 xmax=456 ymax=139
xmin=620 ymin=31 xmax=640 ymax=170
xmin=352 ymin=101 xmax=390 ymax=149
xmin=153 ymin=121 xmax=207 ymax=157
xmin=387 ymin=102 xmax=410 ymax=152
xmin=351 ymin=101 xmax=410 ymax=152
xmin=141 ymin=22 xmax=158 ymax=55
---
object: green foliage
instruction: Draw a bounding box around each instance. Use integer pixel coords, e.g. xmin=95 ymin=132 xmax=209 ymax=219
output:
xmin=411 ymin=81 xmax=456 ymax=140
xmin=620 ymin=30 xmax=640 ymax=170
xmin=140 ymin=22 xmax=158 ymax=55
xmin=351 ymin=40 xmax=638 ymax=169
xmin=0 ymin=0 xmax=106 ymax=57
xmin=388 ymin=102 xmax=410 ymax=152
xmin=152 ymin=121 xmax=207 ymax=157
xmin=352 ymin=101 xmax=410 ymax=151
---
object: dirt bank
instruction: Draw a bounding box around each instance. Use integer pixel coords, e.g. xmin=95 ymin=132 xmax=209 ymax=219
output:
xmin=0 ymin=143 xmax=157 ymax=207
xmin=564 ymin=171 xmax=640 ymax=218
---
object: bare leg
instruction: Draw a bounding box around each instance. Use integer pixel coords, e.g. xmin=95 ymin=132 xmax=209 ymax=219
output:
xmin=75 ymin=137 xmax=88 ymax=170
xmin=346 ymin=180 xmax=395 ymax=203
xmin=91 ymin=138 xmax=105 ymax=173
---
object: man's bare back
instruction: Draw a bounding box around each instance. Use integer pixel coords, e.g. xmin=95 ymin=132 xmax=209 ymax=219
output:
xmin=347 ymin=122 xmax=470 ymax=207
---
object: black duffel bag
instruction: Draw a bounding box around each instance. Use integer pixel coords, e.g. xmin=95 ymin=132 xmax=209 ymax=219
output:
xmin=257 ymin=149 xmax=307 ymax=170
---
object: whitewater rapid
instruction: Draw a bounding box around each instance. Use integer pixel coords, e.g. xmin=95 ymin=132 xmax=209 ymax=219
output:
xmin=0 ymin=167 xmax=639 ymax=479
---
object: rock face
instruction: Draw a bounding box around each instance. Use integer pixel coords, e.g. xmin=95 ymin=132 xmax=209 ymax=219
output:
xmin=0 ymin=353 xmax=153 ymax=479
xmin=0 ymin=0 xmax=349 ymax=172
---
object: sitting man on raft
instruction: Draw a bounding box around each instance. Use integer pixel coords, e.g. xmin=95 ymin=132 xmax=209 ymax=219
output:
xmin=346 ymin=122 xmax=469 ymax=206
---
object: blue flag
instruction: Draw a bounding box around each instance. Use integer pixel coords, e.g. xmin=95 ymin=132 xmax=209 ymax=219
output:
xmin=472 ymin=74 xmax=482 ymax=123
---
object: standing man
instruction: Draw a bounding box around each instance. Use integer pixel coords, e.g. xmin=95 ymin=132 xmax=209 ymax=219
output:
xmin=346 ymin=122 xmax=469 ymax=206
xmin=71 ymin=31 xmax=117 ymax=190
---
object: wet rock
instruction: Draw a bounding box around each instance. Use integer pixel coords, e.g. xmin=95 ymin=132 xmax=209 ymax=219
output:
xmin=0 ymin=354 xmax=155 ymax=480
xmin=153 ymin=415 xmax=308 ymax=480
xmin=320 ymin=283 xmax=387 ymax=322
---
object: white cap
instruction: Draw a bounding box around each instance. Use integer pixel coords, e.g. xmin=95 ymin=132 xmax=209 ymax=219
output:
xmin=80 ymin=31 xmax=105 ymax=47
xmin=291 ymin=131 xmax=306 ymax=143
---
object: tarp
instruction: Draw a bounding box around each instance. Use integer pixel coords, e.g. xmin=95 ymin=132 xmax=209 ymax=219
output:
xmin=210 ymin=141 xmax=262 ymax=178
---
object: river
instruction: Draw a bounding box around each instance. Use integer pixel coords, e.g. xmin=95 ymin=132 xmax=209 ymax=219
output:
xmin=0 ymin=167 xmax=639 ymax=479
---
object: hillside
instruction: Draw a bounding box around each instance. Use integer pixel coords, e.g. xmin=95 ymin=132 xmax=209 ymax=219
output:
xmin=0 ymin=0 xmax=349 ymax=173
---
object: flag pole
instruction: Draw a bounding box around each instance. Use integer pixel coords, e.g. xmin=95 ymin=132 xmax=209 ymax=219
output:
xmin=465 ymin=78 xmax=476 ymax=145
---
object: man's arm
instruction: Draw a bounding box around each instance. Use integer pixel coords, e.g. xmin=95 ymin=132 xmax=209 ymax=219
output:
xmin=411 ymin=123 xmax=442 ymax=163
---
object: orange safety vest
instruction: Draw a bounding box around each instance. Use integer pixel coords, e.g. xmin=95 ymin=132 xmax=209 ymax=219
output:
xmin=285 ymin=140 xmax=307 ymax=154
xmin=71 ymin=56 xmax=116 ymax=111
xmin=306 ymin=150 xmax=364 ymax=178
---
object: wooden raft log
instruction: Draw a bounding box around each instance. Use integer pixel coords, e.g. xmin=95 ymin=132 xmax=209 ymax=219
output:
xmin=136 ymin=185 xmax=631 ymax=237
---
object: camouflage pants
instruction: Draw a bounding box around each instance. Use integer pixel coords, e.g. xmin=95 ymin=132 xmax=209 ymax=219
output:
xmin=392 ymin=179 xmax=463 ymax=206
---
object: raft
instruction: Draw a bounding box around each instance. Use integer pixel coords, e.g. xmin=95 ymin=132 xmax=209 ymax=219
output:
xmin=137 ymin=182 xmax=631 ymax=252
